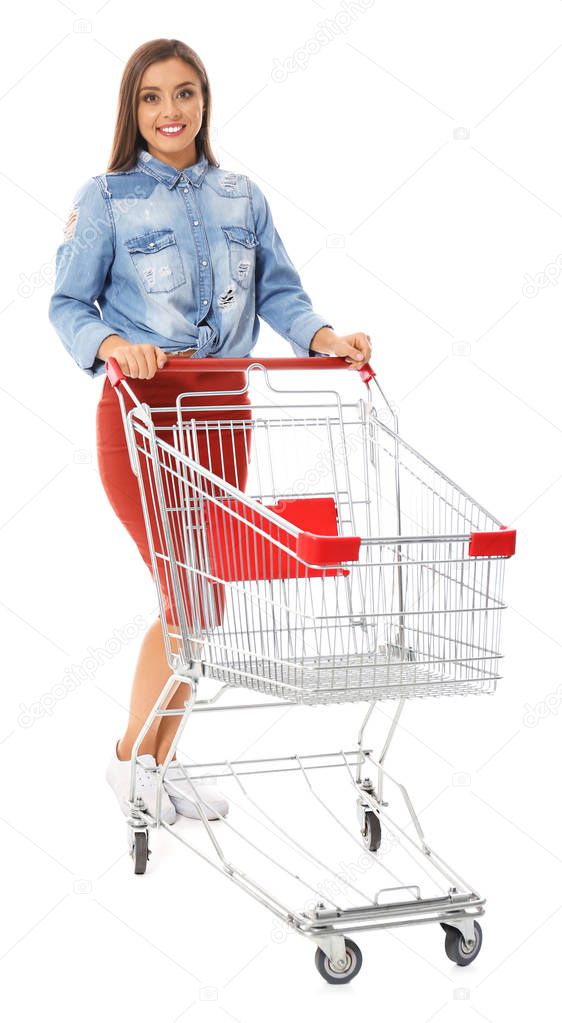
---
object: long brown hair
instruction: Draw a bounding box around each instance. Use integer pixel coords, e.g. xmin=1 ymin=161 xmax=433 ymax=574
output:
xmin=107 ymin=39 xmax=219 ymax=173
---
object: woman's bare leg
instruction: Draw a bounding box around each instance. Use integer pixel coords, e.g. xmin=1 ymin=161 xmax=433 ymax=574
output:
xmin=154 ymin=681 xmax=192 ymax=765
xmin=116 ymin=617 xmax=191 ymax=763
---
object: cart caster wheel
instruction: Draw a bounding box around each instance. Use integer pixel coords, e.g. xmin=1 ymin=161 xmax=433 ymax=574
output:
xmin=441 ymin=921 xmax=482 ymax=965
xmin=130 ymin=831 xmax=150 ymax=874
xmin=361 ymin=810 xmax=382 ymax=852
xmin=314 ymin=938 xmax=363 ymax=984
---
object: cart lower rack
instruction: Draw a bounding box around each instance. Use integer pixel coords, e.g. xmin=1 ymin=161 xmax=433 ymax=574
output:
xmin=106 ymin=355 xmax=516 ymax=983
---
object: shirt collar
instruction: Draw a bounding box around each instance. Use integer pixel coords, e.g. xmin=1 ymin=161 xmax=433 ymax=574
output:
xmin=135 ymin=147 xmax=209 ymax=189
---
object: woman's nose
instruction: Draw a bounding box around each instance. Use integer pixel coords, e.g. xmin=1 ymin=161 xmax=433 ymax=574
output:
xmin=162 ymin=102 xmax=181 ymax=116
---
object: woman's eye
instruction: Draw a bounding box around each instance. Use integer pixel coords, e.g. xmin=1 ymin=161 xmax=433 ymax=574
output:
xmin=142 ymin=90 xmax=193 ymax=102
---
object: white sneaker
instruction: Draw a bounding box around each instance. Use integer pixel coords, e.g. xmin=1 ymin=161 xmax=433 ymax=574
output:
xmin=105 ymin=741 xmax=177 ymax=825
xmin=163 ymin=770 xmax=229 ymax=821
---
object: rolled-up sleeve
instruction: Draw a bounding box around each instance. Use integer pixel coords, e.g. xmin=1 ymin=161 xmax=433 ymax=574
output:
xmin=48 ymin=176 xmax=116 ymax=377
xmin=249 ymin=178 xmax=333 ymax=358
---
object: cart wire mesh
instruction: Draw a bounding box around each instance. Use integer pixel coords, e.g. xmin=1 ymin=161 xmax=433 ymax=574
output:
xmin=126 ymin=374 xmax=510 ymax=704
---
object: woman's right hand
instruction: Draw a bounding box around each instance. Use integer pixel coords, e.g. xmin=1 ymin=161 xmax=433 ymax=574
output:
xmin=97 ymin=335 xmax=168 ymax=379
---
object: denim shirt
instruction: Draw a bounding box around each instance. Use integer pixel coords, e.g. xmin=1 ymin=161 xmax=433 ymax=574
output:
xmin=48 ymin=147 xmax=333 ymax=377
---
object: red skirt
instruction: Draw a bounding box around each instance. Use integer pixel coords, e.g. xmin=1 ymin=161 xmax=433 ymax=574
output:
xmin=96 ymin=366 xmax=252 ymax=627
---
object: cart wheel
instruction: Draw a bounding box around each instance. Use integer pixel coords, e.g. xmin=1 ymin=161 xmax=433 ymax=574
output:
xmin=441 ymin=921 xmax=482 ymax=965
xmin=131 ymin=831 xmax=149 ymax=875
xmin=362 ymin=810 xmax=382 ymax=852
xmin=314 ymin=938 xmax=363 ymax=984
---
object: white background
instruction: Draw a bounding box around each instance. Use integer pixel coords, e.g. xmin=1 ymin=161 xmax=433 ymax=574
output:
xmin=1 ymin=0 xmax=560 ymax=1019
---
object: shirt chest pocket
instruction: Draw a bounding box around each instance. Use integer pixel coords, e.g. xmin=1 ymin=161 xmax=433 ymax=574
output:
xmin=125 ymin=228 xmax=186 ymax=294
xmin=221 ymin=226 xmax=259 ymax=290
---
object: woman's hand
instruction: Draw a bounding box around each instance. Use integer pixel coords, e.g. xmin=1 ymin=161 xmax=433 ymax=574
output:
xmin=97 ymin=335 xmax=168 ymax=379
xmin=310 ymin=327 xmax=371 ymax=370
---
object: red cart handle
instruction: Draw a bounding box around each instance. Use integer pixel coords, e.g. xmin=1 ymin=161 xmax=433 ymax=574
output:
xmin=105 ymin=355 xmax=376 ymax=388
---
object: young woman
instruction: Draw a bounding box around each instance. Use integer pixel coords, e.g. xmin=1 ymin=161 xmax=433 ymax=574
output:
xmin=49 ymin=38 xmax=371 ymax=825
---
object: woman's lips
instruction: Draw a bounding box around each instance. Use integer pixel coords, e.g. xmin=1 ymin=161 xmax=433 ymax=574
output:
xmin=156 ymin=124 xmax=186 ymax=137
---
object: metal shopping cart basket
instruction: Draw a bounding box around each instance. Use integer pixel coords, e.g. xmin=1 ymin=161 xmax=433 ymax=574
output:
xmin=106 ymin=354 xmax=516 ymax=983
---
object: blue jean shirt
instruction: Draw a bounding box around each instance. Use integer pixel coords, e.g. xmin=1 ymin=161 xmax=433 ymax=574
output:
xmin=48 ymin=147 xmax=333 ymax=377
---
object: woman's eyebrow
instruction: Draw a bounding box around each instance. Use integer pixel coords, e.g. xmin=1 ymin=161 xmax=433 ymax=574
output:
xmin=139 ymin=81 xmax=197 ymax=91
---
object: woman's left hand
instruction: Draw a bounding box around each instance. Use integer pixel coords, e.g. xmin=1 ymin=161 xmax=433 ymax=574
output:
xmin=310 ymin=328 xmax=372 ymax=369
xmin=333 ymin=332 xmax=372 ymax=369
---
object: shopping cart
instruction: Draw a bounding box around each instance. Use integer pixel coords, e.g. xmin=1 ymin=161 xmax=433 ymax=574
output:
xmin=106 ymin=355 xmax=516 ymax=983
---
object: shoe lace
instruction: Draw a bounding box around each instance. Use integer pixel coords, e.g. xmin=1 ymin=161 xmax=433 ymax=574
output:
xmin=136 ymin=759 xmax=160 ymax=790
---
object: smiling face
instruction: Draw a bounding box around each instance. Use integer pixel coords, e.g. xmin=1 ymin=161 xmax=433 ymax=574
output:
xmin=136 ymin=57 xmax=205 ymax=170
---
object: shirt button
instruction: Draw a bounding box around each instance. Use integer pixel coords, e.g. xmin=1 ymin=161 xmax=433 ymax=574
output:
xmin=149 ymin=242 xmax=155 ymax=248
xmin=201 ymin=260 xmax=208 ymax=266
xmin=203 ymin=298 xmax=208 ymax=305
xmin=193 ymin=220 xmax=199 ymax=226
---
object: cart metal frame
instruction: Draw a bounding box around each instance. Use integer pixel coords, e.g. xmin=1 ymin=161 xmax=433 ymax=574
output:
xmin=105 ymin=356 xmax=515 ymax=982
